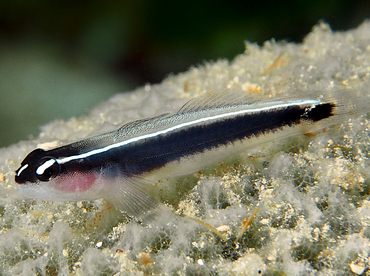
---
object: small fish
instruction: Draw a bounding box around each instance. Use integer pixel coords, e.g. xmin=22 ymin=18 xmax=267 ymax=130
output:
xmin=13 ymin=90 xmax=359 ymax=219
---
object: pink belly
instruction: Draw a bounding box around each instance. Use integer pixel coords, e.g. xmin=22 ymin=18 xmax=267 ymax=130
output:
xmin=54 ymin=172 xmax=97 ymax=192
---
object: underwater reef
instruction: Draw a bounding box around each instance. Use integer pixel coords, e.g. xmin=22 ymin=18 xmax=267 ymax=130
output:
xmin=1 ymin=21 xmax=370 ymax=275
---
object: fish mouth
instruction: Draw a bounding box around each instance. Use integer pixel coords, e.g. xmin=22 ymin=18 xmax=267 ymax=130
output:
xmin=15 ymin=164 xmax=30 ymax=184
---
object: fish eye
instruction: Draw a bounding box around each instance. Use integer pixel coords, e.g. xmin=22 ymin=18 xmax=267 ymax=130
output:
xmin=35 ymin=157 xmax=61 ymax=182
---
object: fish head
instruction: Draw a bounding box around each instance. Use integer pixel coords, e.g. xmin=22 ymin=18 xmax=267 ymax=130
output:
xmin=15 ymin=148 xmax=101 ymax=201
xmin=15 ymin=149 xmax=61 ymax=184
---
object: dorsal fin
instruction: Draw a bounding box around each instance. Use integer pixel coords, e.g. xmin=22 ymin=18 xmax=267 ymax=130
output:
xmin=177 ymin=90 xmax=259 ymax=114
xmin=118 ymin=113 xmax=170 ymax=131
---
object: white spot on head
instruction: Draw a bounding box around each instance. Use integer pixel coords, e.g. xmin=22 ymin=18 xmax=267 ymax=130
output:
xmin=36 ymin=159 xmax=56 ymax=175
xmin=17 ymin=164 xmax=29 ymax=176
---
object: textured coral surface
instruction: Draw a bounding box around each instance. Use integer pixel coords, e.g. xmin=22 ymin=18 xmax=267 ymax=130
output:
xmin=1 ymin=21 xmax=370 ymax=275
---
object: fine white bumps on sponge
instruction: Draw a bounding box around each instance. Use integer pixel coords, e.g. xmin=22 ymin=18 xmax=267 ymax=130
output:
xmin=1 ymin=21 xmax=370 ymax=275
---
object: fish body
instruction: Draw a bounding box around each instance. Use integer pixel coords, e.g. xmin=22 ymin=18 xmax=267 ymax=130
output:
xmin=14 ymin=91 xmax=353 ymax=218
